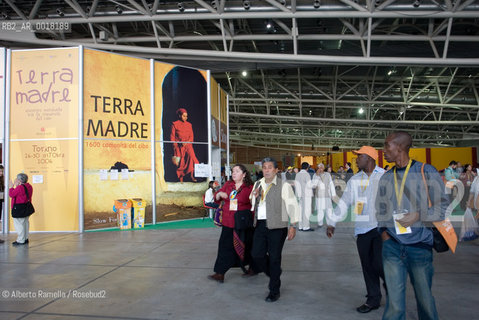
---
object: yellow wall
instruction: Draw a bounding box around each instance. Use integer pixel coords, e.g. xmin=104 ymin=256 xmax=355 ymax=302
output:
xmin=331 ymin=153 xmax=343 ymax=171
xmin=210 ymin=77 xmax=219 ymax=119
xmin=430 ymin=147 xmax=473 ymax=170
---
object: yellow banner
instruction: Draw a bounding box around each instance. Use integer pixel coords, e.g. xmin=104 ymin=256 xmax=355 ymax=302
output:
xmin=9 ymin=48 xmax=79 ymax=231
xmin=83 ymin=49 xmax=151 ymax=230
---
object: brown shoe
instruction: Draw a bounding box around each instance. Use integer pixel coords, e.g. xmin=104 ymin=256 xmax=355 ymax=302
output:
xmin=207 ymin=273 xmax=224 ymax=283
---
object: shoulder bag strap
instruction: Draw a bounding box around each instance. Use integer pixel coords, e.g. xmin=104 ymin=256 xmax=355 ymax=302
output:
xmin=21 ymin=184 xmax=31 ymax=202
xmin=421 ymin=163 xmax=432 ymax=209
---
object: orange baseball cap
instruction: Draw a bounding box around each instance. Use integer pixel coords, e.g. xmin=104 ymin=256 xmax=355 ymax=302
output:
xmin=352 ymin=146 xmax=378 ymax=160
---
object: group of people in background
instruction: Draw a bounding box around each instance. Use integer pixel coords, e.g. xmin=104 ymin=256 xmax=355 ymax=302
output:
xmin=206 ymin=131 xmax=478 ymax=320
xmin=443 ymin=160 xmax=478 ymax=210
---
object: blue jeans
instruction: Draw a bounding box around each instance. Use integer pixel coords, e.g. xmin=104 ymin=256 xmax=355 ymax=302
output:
xmin=382 ymin=238 xmax=438 ymax=320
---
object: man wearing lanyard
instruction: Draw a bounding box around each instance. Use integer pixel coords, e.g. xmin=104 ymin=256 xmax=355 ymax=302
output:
xmin=376 ymin=131 xmax=449 ymax=320
xmin=250 ymin=157 xmax=300 ymax=302
xmin=326 ymin=146 xmax=386 ymax=313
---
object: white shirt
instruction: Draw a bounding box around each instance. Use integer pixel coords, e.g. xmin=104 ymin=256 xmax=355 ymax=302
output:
xmin=327 ymin=166 xmax=385 ymax=235
xmin=204 ymin=188 xmax=214 ymax=203
xmin=250 ymin=176 xmax=300 ymax=224
xmin=295 ymin=169 xmax=312 ymax=198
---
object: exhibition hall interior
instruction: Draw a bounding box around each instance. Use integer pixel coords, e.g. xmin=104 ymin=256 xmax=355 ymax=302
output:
xmin=0 ymin=1 xmax=478 ymax=319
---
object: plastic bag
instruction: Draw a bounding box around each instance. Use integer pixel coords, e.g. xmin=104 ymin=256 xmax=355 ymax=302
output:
xmin=459 ymin=208 xmax=479 ymax=241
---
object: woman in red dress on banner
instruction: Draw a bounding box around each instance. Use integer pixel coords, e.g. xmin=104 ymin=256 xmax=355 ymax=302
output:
xmin=208 ymin=164 xmax=256 ymax=283
xmin=170 ymin=108 xmax=199 ymax=182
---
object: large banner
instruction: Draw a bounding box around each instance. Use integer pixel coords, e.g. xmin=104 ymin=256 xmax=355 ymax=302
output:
xmin=155 ymin=63 xmax=208 ymax=222
xmin=9 ymin=48 xmax=79 ymax=231
xmin=0 ymin=47 xmax=5 ymax=144
xmin=219 ymin=87 xmax=228 ymax=150
xmin=83 ymin=49 xmax=152 ymax=230
xmin=210 ymin=77 xmax=220 ymax=148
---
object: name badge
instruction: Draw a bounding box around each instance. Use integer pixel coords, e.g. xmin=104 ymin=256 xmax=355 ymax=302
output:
xmin=354 ymin=197 xmax=367 ymax=215
xmin=393 ymin=212 xmax=412 ymax=235
xmin=230 ymin=199 xmax=238 ymax=211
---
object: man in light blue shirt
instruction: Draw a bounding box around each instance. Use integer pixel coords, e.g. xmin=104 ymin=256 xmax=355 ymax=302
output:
xmin=326 ymin=146 xmax=386 ymax=314
xmin=444 ymin=160 xmax=459 ymax=181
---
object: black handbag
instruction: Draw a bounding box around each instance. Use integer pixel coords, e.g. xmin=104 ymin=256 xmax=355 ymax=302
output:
xmin=234 ymin=210 xmax=253 ymax=230
xmin=12 ymin=185 xmax=35 ymax=218
xmin=419 ymin=163 xmax=453 ymax=253
xmin=431 ymin=227 xmax=449 ymax=252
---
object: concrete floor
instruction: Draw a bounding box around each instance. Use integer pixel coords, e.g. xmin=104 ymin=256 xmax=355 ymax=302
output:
xmin=0 ymin=225 xmax=477 ymax=320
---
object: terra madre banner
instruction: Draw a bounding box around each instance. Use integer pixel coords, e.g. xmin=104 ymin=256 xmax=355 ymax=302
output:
xmin=83 ymin=49 xmax=151 ymax=230
xmin=10 ymin=48 xmax=79 ymax=231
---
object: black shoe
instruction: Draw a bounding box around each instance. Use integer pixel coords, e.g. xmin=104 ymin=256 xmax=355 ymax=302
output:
xmin=12 ymin=241 xmax=27 ymax=246
xmin=356 ymin=303 xmax=379 ymax=313
xmin=242 ymin=268 xmax=258 ymax=278
xmin=265 ymin=292 xmax=280 ymax=302
xmin=25 ymin=239 xmax=29 ymax=244
xmin=0 ymin=239 xmax=4 ymax=244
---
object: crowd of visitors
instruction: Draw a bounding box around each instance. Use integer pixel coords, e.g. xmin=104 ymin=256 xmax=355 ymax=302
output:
xmin=205 ymin=131 xmax=479 ymax=320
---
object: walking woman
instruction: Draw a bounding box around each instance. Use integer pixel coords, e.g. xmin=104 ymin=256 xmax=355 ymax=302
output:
xmin=208 ymin=164 xmax=255 ymax=282
xmin=9 ymin=173 xmax=33 ymax=246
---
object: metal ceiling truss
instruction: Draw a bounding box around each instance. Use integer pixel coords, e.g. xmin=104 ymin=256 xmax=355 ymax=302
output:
xmin=0 ymin=0 xmax=478 ymax=151
xmin=224 ymin=64 xmax=479 ymax=149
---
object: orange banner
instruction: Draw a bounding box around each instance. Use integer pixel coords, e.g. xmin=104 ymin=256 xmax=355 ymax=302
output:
xmin=83 ymin=49 xmax=152 ymax=230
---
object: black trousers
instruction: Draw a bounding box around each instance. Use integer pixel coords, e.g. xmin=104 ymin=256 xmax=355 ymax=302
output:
xmin=356 ymin=228 xmax=385 ymax=307
xmin=213 ymin=226 xmax=255 ymax=274
xmin=251 ymin=220 xmax=288 ymax=295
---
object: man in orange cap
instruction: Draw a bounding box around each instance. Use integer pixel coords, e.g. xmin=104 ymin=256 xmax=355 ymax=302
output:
xmin=326 ymin=145 xmax=386 ymax=313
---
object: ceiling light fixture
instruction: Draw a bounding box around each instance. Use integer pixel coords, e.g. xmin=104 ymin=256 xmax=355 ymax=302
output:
xmin=358 ymin=108 xmax=364 ymax=114
xmin=313 ymin=0 xmax=321 ymax=9
xmin=243 ymin=0 xmax=251 ymax=10
xmin=178 ymin=2 xmax=185 ymax=12
xmin=115 ymin=5 xmax=123 ymax=14
xmin=413 ymin=0 xmax=420 ymax=7
xmin=56 ymin=8 xmax=65 ymax=17
xmin=241 ymin=71 xmax=248 ymax=77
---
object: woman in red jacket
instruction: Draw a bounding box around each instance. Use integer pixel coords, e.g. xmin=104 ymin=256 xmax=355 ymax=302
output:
xmin=170 ymin=108 xmax=199 ymax=182
xmin=9 ymin=173 xmax=33 ymax=246
xmin=208 ymin=164 xmax=255 ymax=283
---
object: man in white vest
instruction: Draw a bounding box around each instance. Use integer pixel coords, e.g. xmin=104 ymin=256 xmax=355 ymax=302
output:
xmin=250 ymin=157 xmax=300 ymax=302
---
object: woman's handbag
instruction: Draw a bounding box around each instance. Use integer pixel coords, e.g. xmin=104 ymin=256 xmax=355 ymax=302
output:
xmin=234 ymin=210 xmax=253 ymax=230
xmin=213 ymin=206 xmax=223 ymax=227
xmin=420 ymin=163 xmax=457 ymax=253
xmin=11 ymin=185 xmax=35 ymax=218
